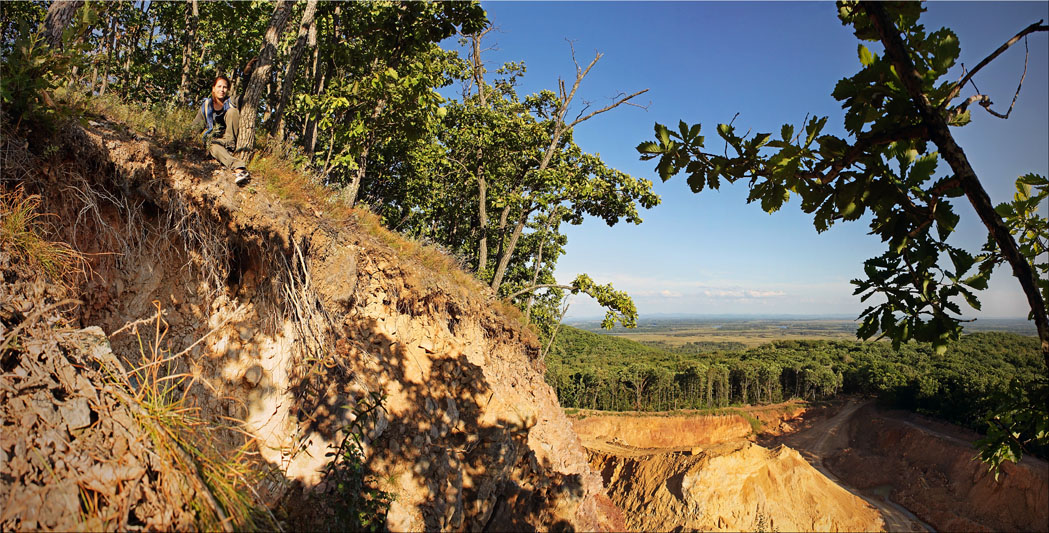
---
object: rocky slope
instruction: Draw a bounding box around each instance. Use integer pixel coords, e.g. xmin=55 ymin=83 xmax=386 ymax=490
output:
xmin=816 ymin=403 xmax=1049 ymax=532
xmin=0 ymin=120 xmax=622 ymax=531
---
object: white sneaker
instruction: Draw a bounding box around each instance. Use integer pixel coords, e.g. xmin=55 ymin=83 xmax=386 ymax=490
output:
xmin=234 ymin=169 xmax=251 ymax=186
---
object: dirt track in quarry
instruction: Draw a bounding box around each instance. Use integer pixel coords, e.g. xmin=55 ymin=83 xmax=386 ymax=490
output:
xmin=769 ymin=399 xmax=933 ymax=532
xmin=574 ymin=400 xmax=1049 ymax=533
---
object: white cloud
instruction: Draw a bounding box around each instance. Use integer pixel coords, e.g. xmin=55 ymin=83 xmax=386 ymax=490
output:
xmin=746 ymin=290 xmax=786 ymax=298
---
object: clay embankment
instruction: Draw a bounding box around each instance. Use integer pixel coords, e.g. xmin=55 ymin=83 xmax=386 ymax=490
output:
xmin=572 ymin=413 xmax=752 ymax=451
xmin=1 ymin=121 xmax=624 ymax=530
xmin=777 ymin=402 xmax=1049 ymax=533
xmin=573 ymin=407 xmax=886 ymax=532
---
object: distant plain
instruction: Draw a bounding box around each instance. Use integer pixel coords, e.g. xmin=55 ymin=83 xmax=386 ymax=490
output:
xmin=568 ymin=316 xmax=1038 ymax=349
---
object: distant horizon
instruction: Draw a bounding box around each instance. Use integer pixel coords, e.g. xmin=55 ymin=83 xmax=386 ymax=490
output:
xmin=564 ymin=313 xmax=1037 ymax=323
xmin=565 ymin=314 xmax=1039 ymax=337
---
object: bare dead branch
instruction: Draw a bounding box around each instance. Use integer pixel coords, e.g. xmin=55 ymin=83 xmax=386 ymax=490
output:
xmin=986 ymin=35 xmax=1031 ymax=119
xmin=952 ymin=35 xmax=1031 ymax=120
xmin=541 ymin=298 xmax=571 ymax=363
xmin=568 ymin=88 xmax=649 ymax=128
xmin=945 ymin=19 xmax=1047 ymax=105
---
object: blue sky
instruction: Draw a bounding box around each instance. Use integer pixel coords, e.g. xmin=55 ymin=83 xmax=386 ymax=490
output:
xmin=460 ymin=1 xmax=1049 ymax=320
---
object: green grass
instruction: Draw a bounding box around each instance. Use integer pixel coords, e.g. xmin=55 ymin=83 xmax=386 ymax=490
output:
xmin=739 ymin=412 xmax=764 ymax=435
xmin=62 ymin=89 xmax=197 ymax=147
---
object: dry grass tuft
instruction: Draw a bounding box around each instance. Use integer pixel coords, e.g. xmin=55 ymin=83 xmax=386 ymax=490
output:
xmin=104 ymin=302 xmax=278 ymax=532
xmin=249 ymin=152 xmax=331 ymax=215
xmin=0 ymin=185 xmax=86 ymax=287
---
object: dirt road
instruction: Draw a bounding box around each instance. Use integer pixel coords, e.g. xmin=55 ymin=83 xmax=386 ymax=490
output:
xmin=777 ymin=399 xmax=935 ymax=533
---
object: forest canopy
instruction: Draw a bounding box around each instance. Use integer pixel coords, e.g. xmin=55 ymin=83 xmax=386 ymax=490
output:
xmin=0 ymin=0 xmax=655 ymax=335
xmin=547 ymin=326 xmax=1047 ymax=462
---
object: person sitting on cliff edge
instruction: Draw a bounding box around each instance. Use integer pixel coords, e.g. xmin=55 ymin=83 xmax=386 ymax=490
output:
xmin=191 ymin=75 xmax=250 ymax=186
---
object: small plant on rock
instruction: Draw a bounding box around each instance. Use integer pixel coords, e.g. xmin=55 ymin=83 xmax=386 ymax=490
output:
xmin=314 ymin=391 xmax=392 ymax=532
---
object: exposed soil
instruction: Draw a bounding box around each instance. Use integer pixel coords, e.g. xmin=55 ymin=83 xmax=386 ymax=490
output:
xmin=1 ymin=120 xmax=625 ymax=531
xmin=0 ymin=247 xmax=216 ymax=531
xmin=573 ymin=406 xmax=886 ymax=532
xmin=770 ymin=400 xmax=1049 ymax=533
xmin=575 ymin=400 xmax=1049 ymax=533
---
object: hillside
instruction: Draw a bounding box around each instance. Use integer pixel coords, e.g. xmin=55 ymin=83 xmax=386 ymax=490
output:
xmin=0 ymin=118 xmax=623 ymax=530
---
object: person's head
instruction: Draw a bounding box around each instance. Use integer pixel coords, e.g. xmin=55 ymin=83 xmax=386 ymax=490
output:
xmin=211 ymin=75 xmax=231 ymax=103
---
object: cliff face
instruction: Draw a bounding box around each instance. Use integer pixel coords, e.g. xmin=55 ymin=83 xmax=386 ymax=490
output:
xmin=572 ymin=409 xmax=886 ymax=532
xmin=824 ymin=404 xmax=1049 ymax=533
xmin=0 ymin=121 xmax=622 ymax=531
xmin=589 ymin=441 xmax=886 ymax=532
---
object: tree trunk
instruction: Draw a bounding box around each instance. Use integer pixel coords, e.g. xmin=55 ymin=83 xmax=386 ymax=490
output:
xmin=43 ymin=0 xmax=83 ymax=50
xmin=526 ymin=207 xmax=559 ymax=317
xmin=136 ymin=18 xmax=156 ymax=94
xmin=120 ymin=20 xmax=141 ymax=93
xmin=304 ymin=59 xmax=326 ymax=154
xmin=176 ymin=0 xmax=199 ymax=104
xmin=99 ymin=15 xmax=117 ymax=96
xmin=305 ymin=6 xmax=335 ymax=156
xmin=490 ymin=205 xmax=531 ymax=292
xmin=345 ymin=98 xmax=387 ymax=206
xmin=236 ymin=0 xmax=294 ymax=156
xmin=262 ymin=78 xmax=274 ymax=123
xmin=273 ymin=0 xmax=318 ymax=141
xmin=471 ymin=31 xmax=491 ymax=275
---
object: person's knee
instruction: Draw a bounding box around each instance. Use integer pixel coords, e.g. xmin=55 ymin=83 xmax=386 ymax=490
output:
xmin=208 ymin=143 xmax=224 ymax=158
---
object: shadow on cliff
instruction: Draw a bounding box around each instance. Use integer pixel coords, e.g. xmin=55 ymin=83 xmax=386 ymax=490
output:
xmin=9 ymin=120 xmax=588 ymax=532
xmin=275 ymin=311 xmax=584 ymax=531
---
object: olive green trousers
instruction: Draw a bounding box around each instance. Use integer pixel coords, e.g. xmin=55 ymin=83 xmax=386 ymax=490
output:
xmin=208 ymin=107 xmax=247 ymax=170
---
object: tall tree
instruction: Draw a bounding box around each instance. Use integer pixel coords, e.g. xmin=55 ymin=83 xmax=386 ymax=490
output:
xmin=488 ymin=48 xmax=648 ymax=292
xmin=470 ymin=29 xmax=492 ymax=275
xmin=236 ymin=0 xmax=294 ymax=156
xmin=390 ymin=45 xmax=657 ymax=330
xmin=272 ymin=0 xmax=317 ymax=142
xmin=176 ymin=0 xmax=198 ymax=104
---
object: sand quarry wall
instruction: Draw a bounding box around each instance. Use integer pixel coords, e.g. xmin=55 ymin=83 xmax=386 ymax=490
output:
xmin=571 ymin=408 xmax=885 ymax=532
xmin=589 ymin=442 xmax=885 ymax=532
xmin=571 ymin=413 xmax=753 ymax=449
xmin=0 ymin=122 xmax=623 ymax=531
xmin=827 ymin=403 xmax=1049 ymax=533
